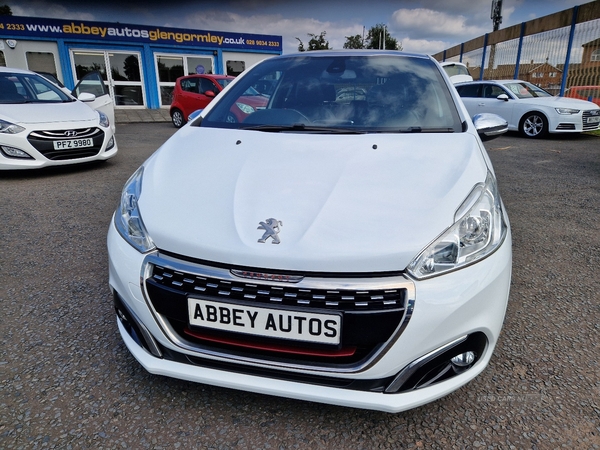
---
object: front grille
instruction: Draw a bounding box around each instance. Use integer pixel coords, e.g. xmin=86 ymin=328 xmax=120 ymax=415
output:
xmin=556 ymin=123 xmax=576 ymax=130
xmin=582 ymin=110 xmax=600 ymax=131
xmin=152 ymin=265 xmax=405 ymax=311
xmin=27 ymin=127 xmax=105 ymax=160
xmin=142 ymin=253 xmax=415 ymax=372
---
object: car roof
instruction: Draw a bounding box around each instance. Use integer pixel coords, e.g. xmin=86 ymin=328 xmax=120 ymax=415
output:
xmin=455 ymin=79 xmax=532 ymax=87
xmin=182 ymin=74 xmax=234 ymax=79
xmin=272 ymin=49 xmax=433 ymax=60
xmin=458 ymin=79 xmax=527 ymax=84
xmin=0 ymin=66 xmax=37 ymax=75
xmin=440 ymin=61 xmax=468 ymax=67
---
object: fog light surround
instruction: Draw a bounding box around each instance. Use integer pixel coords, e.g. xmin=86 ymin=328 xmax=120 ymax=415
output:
xmin=1 ymin=145 xmax=33 ymax=159
xmin=385 ymin=332 xmax=487 ymax=393
xmin=106 ymin=136 xmax=115 ymax=151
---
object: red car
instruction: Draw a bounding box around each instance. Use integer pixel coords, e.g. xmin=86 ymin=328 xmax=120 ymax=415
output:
xmin=565 ymin=86 xmax=600 ymax=107
xmin=170 ymin=74 xmax=268 ymax=128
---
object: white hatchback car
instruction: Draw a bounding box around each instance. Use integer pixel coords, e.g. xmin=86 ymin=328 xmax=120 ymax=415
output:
xmin=440 ymin=61 xmax=473 ymax=84
xmin=108 ymin=50 xmax=512 ymax=413
xmin=456 ymin=79 xmax=600 ymax=138
xmin=0 ymin=67 xmax=117 ymax=170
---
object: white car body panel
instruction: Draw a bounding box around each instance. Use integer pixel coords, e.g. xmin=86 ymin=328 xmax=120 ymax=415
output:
xmin=1 ymin=101 xmax=98 ymax=125
xmin=140 ymin=128 xmax=488 ymax=273
xmin=107 ymin=51 xmax=512 ymax=412
xmin=457 ymin=80 xmax=600 ymax=134
xmin=440 ymin=62 xmax=473 ymax=85
xmin=108 ymin=221 xmax=512 ymax=413
xmin=38 ymin=69 xmax=116 ymax=133
xmin=0 ymin=67 xmax=117 ymax=170
xmin=82 ymin=94 xmax=115 ymax=133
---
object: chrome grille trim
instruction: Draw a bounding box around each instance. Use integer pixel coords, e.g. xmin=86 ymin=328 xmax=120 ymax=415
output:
xmin=582 ymin=110 xmax=600 ymax=131
xmin=140 ymin=251 xmax=416 ymax=374
xmin=556 ymin=123 xmax=576 ymax=130
xmin=151 ymin=262 xmax=407 ymax=310
xmin=29 ymin=127 xmax=102 ymax=139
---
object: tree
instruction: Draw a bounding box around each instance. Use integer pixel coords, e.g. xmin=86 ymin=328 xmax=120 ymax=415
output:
xmin=343 ymin=34 xmax=364 ymax=49
xmin=296 ymin=31 xmax=330 ymax=52
xmin=365 ymin=24 xmax=402 ymax=51
xmin=0 ymin=4 xmax=12 ymax=15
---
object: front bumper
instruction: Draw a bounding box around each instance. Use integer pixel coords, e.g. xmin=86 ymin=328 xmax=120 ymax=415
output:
xmin=108 ymin=220 xmax=512 ymax=413
xmin=0 ymin=126 xmax=117 ymax=170
xmin=550 ymin=109 xmax=600 ymax=133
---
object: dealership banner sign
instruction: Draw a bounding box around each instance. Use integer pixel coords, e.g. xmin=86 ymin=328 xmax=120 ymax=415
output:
xmin=0 ymin=16 xmax=282 ymax=52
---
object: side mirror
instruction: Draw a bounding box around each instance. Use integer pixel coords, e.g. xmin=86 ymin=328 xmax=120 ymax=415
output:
xmin=188 ymin=109 xmax=203 ymax=121
xmin=204 ymin=90 xmax=216 ymax=98
xmin=78 ymin=92 xmax=96 ymax=102
xmin=497 ymin=94 xmax=509 ymax=101
xmin=473 ymin=113 xmax=508 ymax=141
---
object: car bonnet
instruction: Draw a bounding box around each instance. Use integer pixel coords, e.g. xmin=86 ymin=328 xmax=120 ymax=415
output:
xmin=138 ymin=127 xmax=489 ymax=273
xmin=514 ymin=95 xmax=599 ymax=110
xmin=0 ymin=100 xmax=98 ymax=125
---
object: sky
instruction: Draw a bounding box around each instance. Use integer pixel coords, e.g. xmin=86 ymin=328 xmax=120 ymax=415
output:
xmin=8 ymin=0 xmax=594 ymax=55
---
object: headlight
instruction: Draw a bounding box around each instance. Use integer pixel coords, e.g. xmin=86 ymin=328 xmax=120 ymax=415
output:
xmin=236 ymin=102 xmax=255 ymax=114
xmin=98 ymin=111 xmax=110 ymax=128
xmin=407 ymin=172 xmax=507 ymax=279
xmin=114 ymin=167 xmax=156 ymax=253
xmin=555 ymin=108 xmax=580 ymax=115
xmin=0 ymin=119 xmax=25 ymax=134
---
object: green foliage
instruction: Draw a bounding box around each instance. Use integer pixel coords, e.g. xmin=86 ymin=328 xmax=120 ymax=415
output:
xmin=0 ymin=4 xmax=12 ymax=15
xmin=296 ymin=31 xmax=330 ymax=52
xmin=343 ymin=34 xmax=364 ymax=49
xmin=343 ymin=25 xmax=402 ymax=51
xmin=366 ymin=24 xmax=402 ymax=51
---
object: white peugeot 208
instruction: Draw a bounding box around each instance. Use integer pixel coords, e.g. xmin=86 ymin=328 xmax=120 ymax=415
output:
xmin=108 ymin=50 xmax=511 ymax=413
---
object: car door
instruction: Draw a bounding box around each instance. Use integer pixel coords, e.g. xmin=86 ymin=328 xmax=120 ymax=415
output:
xmin=457 ymin=83 xmax=514 ymax=126
xmin=72 ymin=71 xmax=115 ymax=131
xmin=178 ymin=77 xmax=218 ymax=118
xmin=455 ymin=83 xmax=482 ymax=118
xmin=476 ymin=83 xmax=515 ymax=125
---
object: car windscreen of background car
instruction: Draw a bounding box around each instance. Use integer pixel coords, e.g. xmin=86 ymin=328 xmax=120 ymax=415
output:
xmin=0 ymin=73 xmax=72 ymax=104
xmin=200 ymin=55 xmax=463 ymax=133
xmin=505 ymin=82 xmax=552 ymax=99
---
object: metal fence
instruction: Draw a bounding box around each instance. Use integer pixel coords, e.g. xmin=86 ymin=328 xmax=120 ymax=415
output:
xmin=432 ymin=1 xmax=600 ymax=97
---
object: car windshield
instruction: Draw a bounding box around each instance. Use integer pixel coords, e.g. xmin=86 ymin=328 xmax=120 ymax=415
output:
xmin=199 ymin=54 xmax=462 ymax=133
xmin=0 ymin=72 xmax=73 ymax=104
xmin=443 ymin=64 xmax=470 ymax=77
xmin=216 ymin=78 xmax=233 ymax=89
xmin=505 ymin=82 xmax=552 ymax=99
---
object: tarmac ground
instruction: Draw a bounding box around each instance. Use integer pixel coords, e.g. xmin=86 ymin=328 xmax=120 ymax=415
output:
xmin=1 ymin=125 xmax=599 ymax=449
xmin=115 ymin=108 xmax=172 ymax=124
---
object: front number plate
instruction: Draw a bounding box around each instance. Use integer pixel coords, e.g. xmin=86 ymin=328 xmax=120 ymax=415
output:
xmin=188 ymin=298 xmax=341 ymax=345
xmin=586 ymin=116 xmax=600 ymax=124
xmin=53 ymin=138 xmax=94 ymax=150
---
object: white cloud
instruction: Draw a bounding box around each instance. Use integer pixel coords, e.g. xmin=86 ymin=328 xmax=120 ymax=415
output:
xmin=400 ymin=38 xmax=452 ymax=56
xmin=11 ymin=1 xmax=95 ymax=21
xmin=169 ymin=11 xmax=363 ymax=54
xmin=390 ymin=8 xmax=488 ymax=41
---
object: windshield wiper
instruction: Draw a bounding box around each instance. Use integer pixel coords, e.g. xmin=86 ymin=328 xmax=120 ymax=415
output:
xmin=374 ymin=127 xmax=455 ymax=134
xmin=242 ymin=124 xmax=366 ymax=134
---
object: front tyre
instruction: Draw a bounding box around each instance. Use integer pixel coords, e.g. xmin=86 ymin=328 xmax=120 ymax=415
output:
xmin=171 ymin=109 xmax=186 ymax=128
xmin=520 ymin=112 xmax=548 ymax=138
